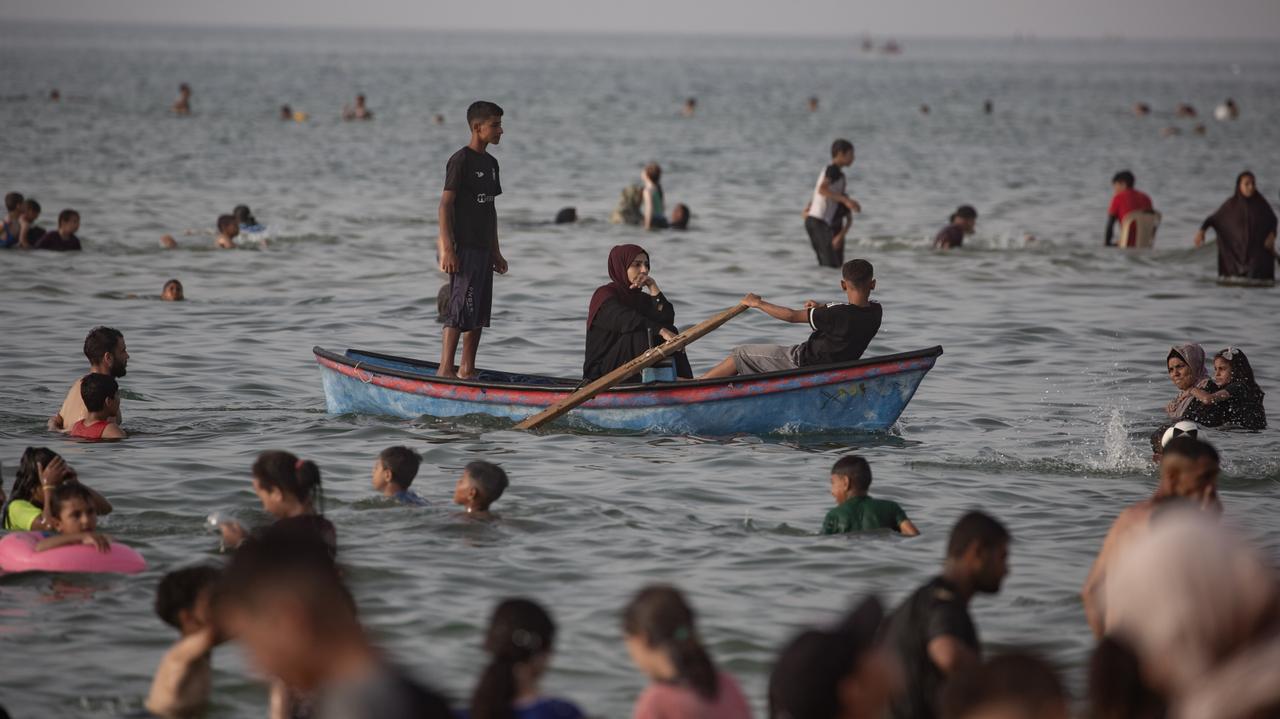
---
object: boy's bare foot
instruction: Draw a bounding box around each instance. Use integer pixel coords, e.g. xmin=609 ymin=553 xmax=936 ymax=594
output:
xmin=438 ymin=367 xmax=458 ymax=379
xmin=457 ymin=372 xmax=478 ymax=381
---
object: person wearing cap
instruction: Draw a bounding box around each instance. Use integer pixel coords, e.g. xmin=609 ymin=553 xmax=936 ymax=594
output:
xmin=933 ymin=206 xmax=977 ymax=250
xmin=768 ymin=597 xmax=901 ymax=719
xmin=1081 ymin=435 xmax=1221 ymax=638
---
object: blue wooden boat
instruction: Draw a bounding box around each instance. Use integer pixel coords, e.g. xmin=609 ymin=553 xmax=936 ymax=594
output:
xmin=313 ymin=345 xmax=942 ymax=435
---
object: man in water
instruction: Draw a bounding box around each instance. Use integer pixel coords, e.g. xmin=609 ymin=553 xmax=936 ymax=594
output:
xmin=49 ymin=326 xmax=128 ymax=432
xmin=1104 ymin=170 xmax=1154 ymax=246
xmin=885 ymin=511 xmax=1010 ymax=719
xmin=172 ymin=83 xmax=191 ymax=115
xmin=1081 ymin=435 xmax=1220 ymax=637
xmin=343 ymin=94 xmax=373 ymax=120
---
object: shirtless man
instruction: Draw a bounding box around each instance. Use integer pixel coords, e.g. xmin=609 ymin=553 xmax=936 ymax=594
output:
xmin=173 ymin=83 xmax=192 ymax=115
xmin=48 ymin=326 xmax=128 ymax=432
xmin=342 ymin=93 xmax=373 ymax=121
xmin=1081 ymin=435 xmax=1220 ymax=637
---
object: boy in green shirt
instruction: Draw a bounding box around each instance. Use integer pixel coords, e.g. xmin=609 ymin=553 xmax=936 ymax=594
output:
xmin=821 ymin=455 xmax=920 ymax=536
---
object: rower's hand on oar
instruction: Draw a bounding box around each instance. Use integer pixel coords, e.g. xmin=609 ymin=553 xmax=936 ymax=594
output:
xmin=659 ymin=328 xmax=678 ymax=342
xmin=741 ymin=293 xmax=762 ymax=308
xmin=804 ymin=299 xmax=823 ymax=309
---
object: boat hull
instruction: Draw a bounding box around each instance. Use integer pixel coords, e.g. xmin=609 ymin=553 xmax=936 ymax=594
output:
xmin=314 ymin=346 xmax=941 ymax=435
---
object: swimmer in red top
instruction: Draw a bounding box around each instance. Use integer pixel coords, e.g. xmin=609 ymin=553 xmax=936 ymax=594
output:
xmin=69 ymin=373 xmax=127 ymax=441
xmin=1105 ymin=170 xmax=1154 ymax=247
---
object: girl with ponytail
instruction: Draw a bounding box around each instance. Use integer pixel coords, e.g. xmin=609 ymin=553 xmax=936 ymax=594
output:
xmin=622 ymin=585 xmax=753 ymax=718
xmin=465 ymin=598 xmax=584 ymax=719
xmin=219 ymin=450 xmax=336 ymax=557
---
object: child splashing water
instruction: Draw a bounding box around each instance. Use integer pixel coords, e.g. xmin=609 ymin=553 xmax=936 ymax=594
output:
xmin=464 ymin=598 xmax=585 ymax=719
xmin=1185 ymin=347 xmax=1267 ymax=430
xmin=622 ymin=585 xmax=753 ymax=718
xmin=219 ymin=451 xmax=335 ymax=556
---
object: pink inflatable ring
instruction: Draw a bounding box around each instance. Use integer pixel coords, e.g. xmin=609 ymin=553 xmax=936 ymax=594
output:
xmin=0 ymin=532 xmax=147 ymax=574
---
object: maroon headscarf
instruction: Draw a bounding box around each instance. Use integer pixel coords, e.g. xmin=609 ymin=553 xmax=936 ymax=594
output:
xmin=587 ymin=244 xmax=647 ymax=329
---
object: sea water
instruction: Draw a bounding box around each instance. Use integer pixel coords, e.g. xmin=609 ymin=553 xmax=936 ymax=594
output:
xmin=1 ymin=24 xmax=1278 ymax=716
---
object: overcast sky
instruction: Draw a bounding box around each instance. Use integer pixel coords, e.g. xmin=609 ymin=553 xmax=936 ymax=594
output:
xmin=9 ymin=0 xmax=1279 ymax=38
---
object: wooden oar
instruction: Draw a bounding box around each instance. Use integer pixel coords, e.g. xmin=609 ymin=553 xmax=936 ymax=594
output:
xmin=514 ymin=303 xmax=749 ymax=430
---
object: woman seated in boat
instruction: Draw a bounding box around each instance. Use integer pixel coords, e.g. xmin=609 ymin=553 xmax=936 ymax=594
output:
xmin=584 ymin=244 xmax=692 ymax=383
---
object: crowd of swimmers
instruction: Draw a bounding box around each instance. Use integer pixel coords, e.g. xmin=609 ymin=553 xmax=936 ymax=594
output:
xmin=4 ymin=424 xmax=1275 ymax=718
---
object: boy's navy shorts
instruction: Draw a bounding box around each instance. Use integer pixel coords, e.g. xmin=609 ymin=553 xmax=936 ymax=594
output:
xmin=444 ymin=247 xmax=493 ymax=332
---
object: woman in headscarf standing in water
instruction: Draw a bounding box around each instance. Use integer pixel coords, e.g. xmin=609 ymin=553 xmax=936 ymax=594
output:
xmin=1165 ymin=344 xmax=1209 ymax=421
xmin=1194 ymin=171 xmax=1278 ymax=285
xmin=584 ymin=244 xmax=692 ymax=383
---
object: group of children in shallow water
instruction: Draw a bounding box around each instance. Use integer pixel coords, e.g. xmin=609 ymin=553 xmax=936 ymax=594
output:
xmin=0 ymin=191 xmax=82 ymax=251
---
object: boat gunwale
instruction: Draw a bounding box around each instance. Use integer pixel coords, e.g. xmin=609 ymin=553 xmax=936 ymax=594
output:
xmin=313 ymin=345 xmax=943 ymax=398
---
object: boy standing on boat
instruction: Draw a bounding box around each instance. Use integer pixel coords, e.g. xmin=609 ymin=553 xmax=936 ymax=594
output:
xmin=699 ymin=259 xmax=881 ymax=378
xmin=437 ymin=101 xmax=508 ymax=379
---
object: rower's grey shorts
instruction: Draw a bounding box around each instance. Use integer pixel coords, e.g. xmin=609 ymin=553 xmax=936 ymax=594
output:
xmin=731 ymin=344 xmax=802 ymax=375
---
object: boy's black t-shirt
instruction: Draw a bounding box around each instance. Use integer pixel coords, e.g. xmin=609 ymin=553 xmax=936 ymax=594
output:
xmin=796 ymin=301 xmax=882 ymax=366
xmin=443 ymin=146 xmax=501 ymax=251
xmin=886 ymin=576 xmax=979 ymax=719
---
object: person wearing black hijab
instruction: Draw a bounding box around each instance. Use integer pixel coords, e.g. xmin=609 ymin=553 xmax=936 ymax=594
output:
xmin=1194 ymin=171 xmax=1278 ymax=284
xmin=583 ymin=244 xmax=692 ymax=383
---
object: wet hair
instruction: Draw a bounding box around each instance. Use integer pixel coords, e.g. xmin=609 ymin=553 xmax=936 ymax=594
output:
xmin=9 ymin=447 xmax=61 ymax=508
xmin=216 ymin=214 xmax=237 ymax=234
xmin=163 ymin=278 xmax=183 ymax=293
xmin=58 ymin=209 xmax=78 ymax=225
xmin=670 ymin=203 xmax=691 ymax=230
xmin=622 ymin=585 xmax=719 ymax=701
xmin=83 ymin=326 xmax=124 ymax=366
xmin=465 ymin=461 xmax=508 ymax=510
xmin=1214 ymin=347 xmax=1262 ymax=393
xmin=831 ymin=455 xmax=872 ymax=494
xmin=1112 ymin=170 xmax=1135 ymax=188
xmin=768 ymin=597 xmax=883 ymax=719
xmin=946 ymin=511 xmax=1010 ymax=559
xmin=951 ymin=205 xmax=977 ymax=222
xmin=1161 ymin=436 xmax=1218 ymax=465
xmin=554 ymin=207 xmax=577 ymax=224
xmin=281 ymin=104 xmax=292 ymax=117
xmin=831 ymin=139 xmax=854 ymax=158
xmin=4 ymin=192 xmax=22 ymax=212
xmin=79 ymin=373 xmax=119 ymax=413
xmin=466 ymin=100 xmax=504 ymax=126
xmin=1087 ymin=636 xmax=1166 ymax=719
xmin=213 ymin=522 xmax=352 ymax=622
xmin=155 ymin=565 xmax=222 ymax=630
xmin=48 ymin=481 xmax=95 ymax=518
xmin=841 ymin=259 xmax=874 ymax=289
xmin=21 ymin=198 xmax=40 ymax=216
xmin=941 ymin=652 xmax=1067 ymax=719
xmin=252 ymin=450 xmax=324 ymax=510
xmin=470 ymin=598 xmax=557 ymax=719
xmin=233 ymin=205 xmax=257 ymax=226
xmin=379 ymin=446 xmax=422 ymax=489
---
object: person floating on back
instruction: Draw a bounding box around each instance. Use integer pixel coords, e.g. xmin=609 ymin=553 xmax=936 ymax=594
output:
xmin=884 ymin=511 xmax=1011 ymax=719
xmin=700 ymin=259 xmax=881 ymax=379
xmin=821 ymin=455 xmax=919 ymax=536
xmin=146 ymin=565 xmax=223 ymax=718
xmin=934 ymin=206 xmax=976 ymax=250
xmin=172 ymin=83 xmax=191 ymax=116
xmin=803 ymin=139 xmax=861 ymax=268
xmin=35 ymin=209 xmax=82 ymax=251
xmin=1104 ymin=170 xmax=1157 ymax=247
xmin=437 ymin=100 xmax=508 ymax=379
xmin=215 ymin=214 xmax=239 ymax=249
xmin=50 ymin=326 xmax=128 ymax=432
xmin=372 ymin=446 xmax=428 ymax=506
xmin=453 ymin=460 xmax=508 ymax=516
xmin=70 ymin=373 xmax=127 ymax=440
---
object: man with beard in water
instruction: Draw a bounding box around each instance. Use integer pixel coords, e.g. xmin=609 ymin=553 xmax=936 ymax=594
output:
xmin=48 ymin=326 xmax=128 ymax=432
xmin=884 ymin=511 xmax=1010 ymax=719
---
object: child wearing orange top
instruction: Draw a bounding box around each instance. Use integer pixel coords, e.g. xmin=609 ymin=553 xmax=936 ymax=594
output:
xmin=69 ymin=373 xmax=127 ymax=440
